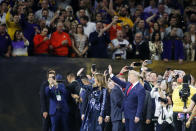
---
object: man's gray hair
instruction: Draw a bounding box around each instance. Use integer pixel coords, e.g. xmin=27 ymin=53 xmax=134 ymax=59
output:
xmin=134 ymin=32 xmax=143 ymax=38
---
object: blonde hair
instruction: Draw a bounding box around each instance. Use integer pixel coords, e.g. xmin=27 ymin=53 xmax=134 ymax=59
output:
xmin=128 ymin=70 xmax=140 ymax=80
xmin=94 ymin=73 xmax=107 ymax=89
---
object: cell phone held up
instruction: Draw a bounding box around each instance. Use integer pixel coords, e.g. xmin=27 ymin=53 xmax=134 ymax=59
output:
xmin=133 ymin=62 xmax=142 ymax=66
xmin=158 ymin=97 xmax=168 ymax=104
xmin=126 ymin=66 xmax=133 ymax=70
xmin=146 ymin=60 xmax=152 ymax=64
xmin=92 ymin=64 xmax=96 ymax=72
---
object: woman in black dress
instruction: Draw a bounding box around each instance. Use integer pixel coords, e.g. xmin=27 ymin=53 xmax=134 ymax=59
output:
xmin=81 ymin=73 xmax=107 ymax=131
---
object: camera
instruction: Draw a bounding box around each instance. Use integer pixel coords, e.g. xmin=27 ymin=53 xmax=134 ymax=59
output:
xmin=126 ymin=66 xmax=133 ymax=70
xmin=179 ymin=75 xmax=191 ymax=103
xmin=119 ymin=44 xmax=126 ymax=48
xmin=179 ymin=83 xmax=190 ymax=103
xmin=52 ymin=76 xmax=56 ymax=80
xmin=117 ymin=20 xmax=122 ymax=23
xmin=133 ymin=62 xmax=142 ymax=66
xmin=174 ymin=74 xmax=179 ymax=79
xmin=105 ymin=67 xmax=109 ymax=75
xmin=155 ymin=88 xmax=159 ymax=91
xmin=158 ymin=97 xmax=168 ymax=104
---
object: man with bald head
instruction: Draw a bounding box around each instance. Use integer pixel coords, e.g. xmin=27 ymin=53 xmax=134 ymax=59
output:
xmin=50 ymin=22 xmax=72 ymax=56
xmin=129 ymin=32 xmax=150 ymax=60
xmin=111 ymin=30 xmax=130 ymax=60
xmin=108 ymin=65 xmax=146 ymax=131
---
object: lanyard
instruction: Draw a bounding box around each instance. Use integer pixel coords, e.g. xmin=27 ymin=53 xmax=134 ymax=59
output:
xmin=149 ymin=83 xmax=154 ymax=89
xmin=54 ymin=85 xmax=60 ymax=96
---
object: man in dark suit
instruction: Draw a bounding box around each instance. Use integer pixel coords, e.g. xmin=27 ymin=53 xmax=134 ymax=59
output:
xmin=108 ymin=65 xmax=146 ymax=131
xmin=141 ymin=90 xmax=152 ymax=131
xmin=40 ymin=69 xmax=56 ymax=131
xmin=45 ymin=74 xmax=69 ymax=131
xmin=104 ymin=88 xmax=112 ymax=131
xmin=129 ymin=32 xmax=150 ymax=60
xmin=108 ymin=77 xmax=124 ymax=131
xmin=66 ymin=73 xmax=81 ymax=131
xmin=88 ymin=21 xmax=111 ymax=58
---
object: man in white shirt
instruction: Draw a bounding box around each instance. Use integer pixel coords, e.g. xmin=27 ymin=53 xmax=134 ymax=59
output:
xmin=35 ymin=0 xmax=54 ymax=21
xmin=111 ymin=30 xmax=129 ymax=59
xmin=56 ymin=0 xmax=71 ymax=9
xmin=0 ymin=1 xmax=8 ymax=24
xmin=80 ymin=16 xmax=96 ymax=37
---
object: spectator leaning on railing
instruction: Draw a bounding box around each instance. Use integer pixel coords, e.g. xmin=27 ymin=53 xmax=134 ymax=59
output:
xmin=11 ymin=30 xmax=29 ymax=56
xmin=33 ymin=27 xmax=50 ymax=56
xmin=50 ymin=22 xmax=72 ymax=56
xmin=72 ymin=24 xmax=88 ymax=58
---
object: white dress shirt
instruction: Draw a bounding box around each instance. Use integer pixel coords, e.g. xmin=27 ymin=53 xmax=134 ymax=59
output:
xmin=83 ymin=22 xmax=96 ymax=37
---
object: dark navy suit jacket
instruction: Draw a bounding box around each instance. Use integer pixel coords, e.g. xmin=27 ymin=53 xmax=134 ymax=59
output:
xmin=88 ymin=31 xmax=111 ymax=58
xmin=111 ymin=76 xmax=146 ymax=120
xmin=45 ymin=83 xmax=69 ymax=115
xmin=110 ymin=85 xmax=124 ymax=122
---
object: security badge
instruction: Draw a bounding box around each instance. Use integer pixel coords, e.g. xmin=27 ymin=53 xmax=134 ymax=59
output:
xmin=136 ymin=50 xmax=139 ymax=55
xmin=56 ymin=95 xmax=62 ymax=101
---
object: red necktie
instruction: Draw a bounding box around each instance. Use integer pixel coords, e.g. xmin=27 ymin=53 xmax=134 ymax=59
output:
xmin=127 ymin=84 xmax=133 ymax=96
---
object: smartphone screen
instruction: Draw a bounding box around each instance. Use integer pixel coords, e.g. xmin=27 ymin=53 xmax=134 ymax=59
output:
xmin=134 ymin=62 xmax=142 ymax=66
xmin=92 ymin=64 xmax=96 ymax=72
xmin=146 ymin=60 xmax=152 ymax=64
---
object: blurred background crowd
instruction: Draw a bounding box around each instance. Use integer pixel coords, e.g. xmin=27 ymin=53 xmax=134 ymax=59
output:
xmin=0 ymin=0 xmax=196 ymax=63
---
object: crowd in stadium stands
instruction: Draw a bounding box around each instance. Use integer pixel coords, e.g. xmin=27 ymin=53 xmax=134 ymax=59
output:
xmin=0 ymin=0 xmax=195 ymax=62
xmin=41 ymin=61 xmax=196 ymax=131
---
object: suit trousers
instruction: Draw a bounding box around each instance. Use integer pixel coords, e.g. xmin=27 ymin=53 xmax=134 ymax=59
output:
xmin=125 ymin=118 xmax=141 ymax=131
xmin=173 ymin=112 xmax=190 ymax=131
xmin=141 ymin=121 xmax=154 ymax=131
xmin=50 ymin=110 xmax=69 ymax=131
xmin=42 ymin=116 xmax=51 ymax=131
xmin=156 ymin=123 xmax=173 ymax=131
xmin=104 ymin=121 xmax=112 ymax=131
xmin=173 ymin=112 xmax=182 ymax=131
xmin=112 ymin=120 xmax=122 ymax=131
